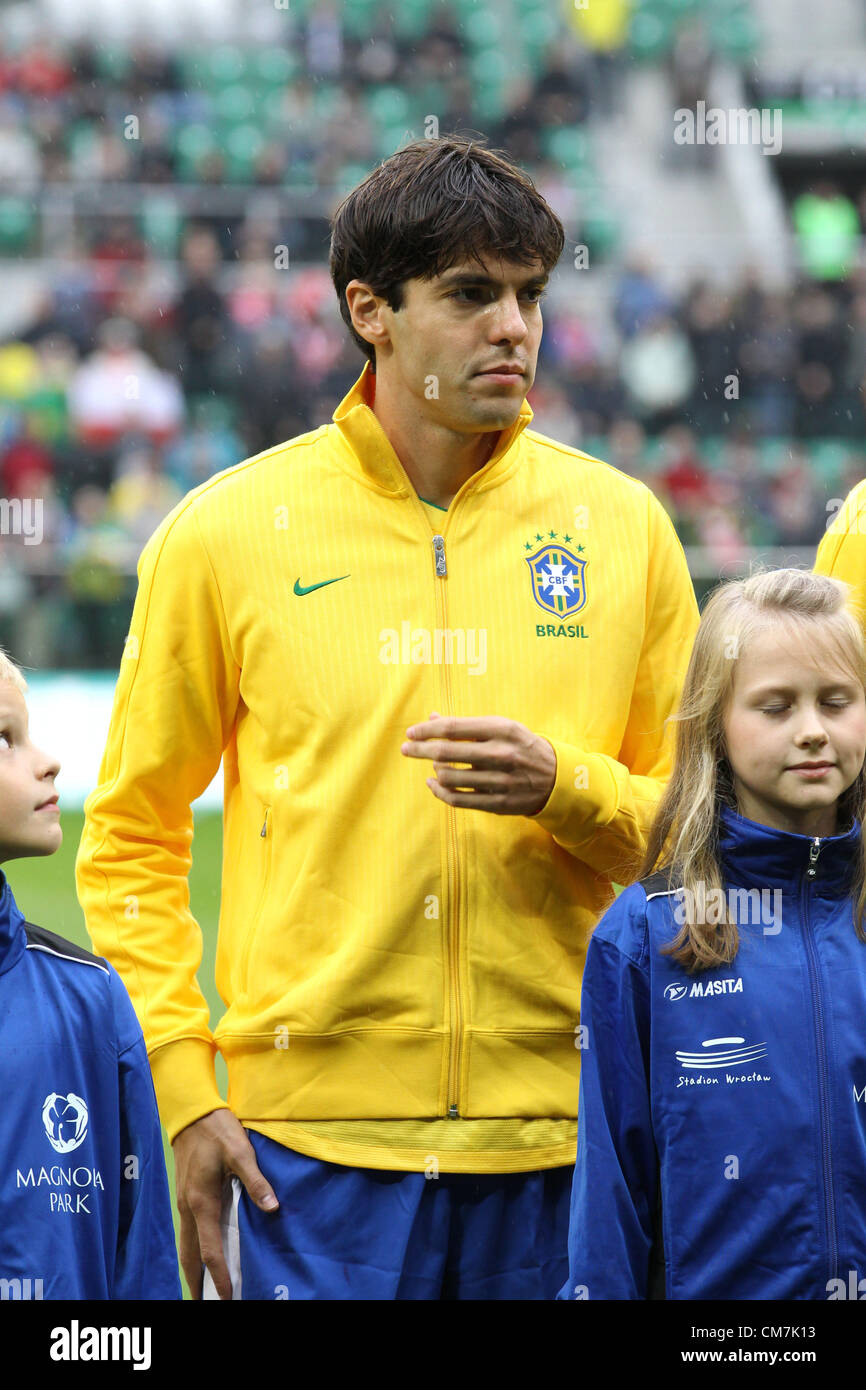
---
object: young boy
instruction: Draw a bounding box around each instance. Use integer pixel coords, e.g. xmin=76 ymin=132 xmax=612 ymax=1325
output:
xmin=0 ymin=650 xmax=181 ymax=1300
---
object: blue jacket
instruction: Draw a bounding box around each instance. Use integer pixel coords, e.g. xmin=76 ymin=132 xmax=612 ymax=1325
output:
xmin=0 ymin=870 xmax=181 ymax=1299
xmin=559 ymin=804 xmax=866 ymax=1300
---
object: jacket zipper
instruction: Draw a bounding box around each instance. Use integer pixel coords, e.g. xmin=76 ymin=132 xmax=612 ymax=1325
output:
xmin=432 ymin=533 xmax=462 ymax=1118
xmin=239 ymin=806 xmax=272 ymax=982
xmin=800 ymin=835 xmax=838 ymax=1285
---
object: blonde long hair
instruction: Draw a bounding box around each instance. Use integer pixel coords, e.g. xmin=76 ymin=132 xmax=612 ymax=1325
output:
xmin=641 ymin=568 xmax=866 ymax=971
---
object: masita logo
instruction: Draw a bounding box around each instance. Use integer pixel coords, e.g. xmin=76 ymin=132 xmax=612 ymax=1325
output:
xmin=664 ymin=977 xmax=743 ymax=1000
xmin=42 ymin=1093 xmax=88 ymax=1154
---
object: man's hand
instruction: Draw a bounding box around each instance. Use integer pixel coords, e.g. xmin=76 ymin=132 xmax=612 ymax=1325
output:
xmin=401 ymin=713 xmax=556 ymax=815
xmin=173 ymin=1108 xmax=278 ymax=1300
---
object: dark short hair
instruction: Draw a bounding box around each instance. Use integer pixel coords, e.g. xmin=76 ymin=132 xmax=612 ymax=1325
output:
xmin=329 ymin=133 xmax=566 ymax=371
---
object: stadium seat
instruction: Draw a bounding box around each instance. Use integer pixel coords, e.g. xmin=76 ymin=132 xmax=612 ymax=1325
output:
xmin=139 ymin=196 xmax=184 ymax=258
xmin=629 ymin=10 xmax=673 ymax=60
xmin=393 ymin=0 xmax=436 ymax=41
xmin=248 ymin=47 xmax=297 ymax=90
xmin=224 ymin=125 xmax=266 ymax=182
xmin=213 ymin=84 xmax=258 ymax=129
xmin=0 ymin=198 xmax=36 ymax=253
xmin=366 ymin=86 xmax=411 ymax=128
xmin=174 ymin=123 xmax=217 ymax=180
xmin=542 ymin=126 xmax=591 ymax=172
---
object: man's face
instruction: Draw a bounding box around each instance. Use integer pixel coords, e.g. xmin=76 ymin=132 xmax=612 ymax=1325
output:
xmin=0 ymin=682 xmax=62 ymax=862
xmin=353 ymin=251 xmax=548 ymax=433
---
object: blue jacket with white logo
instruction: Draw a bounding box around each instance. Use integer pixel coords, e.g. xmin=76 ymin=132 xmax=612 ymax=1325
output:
xmin=0 ymin=870 xmax=182 ymax=1299
xmin=559 ymin=804 xmax=866 ymax=1300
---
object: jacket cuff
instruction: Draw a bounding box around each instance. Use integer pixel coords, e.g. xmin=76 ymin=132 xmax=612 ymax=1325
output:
xmin=531 ymin=737 xmax=619 ymax=853
xmin=148 ymin=1037 xmax=228 ymax=1144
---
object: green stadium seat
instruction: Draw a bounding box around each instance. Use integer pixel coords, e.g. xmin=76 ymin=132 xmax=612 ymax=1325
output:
xmin=629 ymin=10 xmax=673 ymax=60
xmin=0 ymin=198 xmax=36 ymax=253
xmin=248 ymin=47 xmax=297 ymax=89
xmin=376 ymin=124 xmax=415 ymax=160
xmin=139 ymin=197 xmax=183 ymax=258
xmin=204 ymin=46 xmax=246 ymax=88
xmin=223 ymin=125 xmax=266 ymax=182
xmin=213 ymin=84 xmax=258 ymax=129
xmin=393 ymin=0 xmax=435 ymax=41
xmin=94 ymin=46 xmax=132 ymax=82
xmin=341 ymin=0 xmax=382 ymax=40
xmin=717 ymin=13 xmax=760 ymax=61
xmin=464 ymin=8 xmax=507 ymax=47
xmin=366 ymin=85 xmax=411 ymax=128
xmin=174 ymin=123 xmax=217 ymax=180
xmin=516 ymin=8 xmax=562 ymax=53
xmin=542 ymin=126 xmax=591 ymax=171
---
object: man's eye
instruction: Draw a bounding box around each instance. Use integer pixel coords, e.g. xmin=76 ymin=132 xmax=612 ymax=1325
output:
xmin=449 ymin=288 xmax=547 ymax=303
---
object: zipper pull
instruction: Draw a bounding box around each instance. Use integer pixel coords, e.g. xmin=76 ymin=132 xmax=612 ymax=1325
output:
xmin=806 ymin=838 xmax=821 ymax=878
xmin=261 ymin=815 xmax=268 ymax=837
xmin=432 ymin=533 xmax=447 ymax=577
xmin=448 ymin=1104 xmax=458 ymax=1119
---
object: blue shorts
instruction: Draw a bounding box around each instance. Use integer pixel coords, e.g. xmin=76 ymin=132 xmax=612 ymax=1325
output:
xmin=204 ymin=1129 xmax=571 ymax=1300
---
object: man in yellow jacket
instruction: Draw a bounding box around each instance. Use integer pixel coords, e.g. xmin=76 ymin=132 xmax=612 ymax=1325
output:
xmin=815 ymin=484 xmax=866 ymax=621
xmin=76 ymin=135 xmax=699 ymax=1300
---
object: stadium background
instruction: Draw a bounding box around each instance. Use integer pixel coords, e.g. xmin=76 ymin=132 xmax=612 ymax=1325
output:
xmin=3 ymin=0 xmax=866 ymax=1288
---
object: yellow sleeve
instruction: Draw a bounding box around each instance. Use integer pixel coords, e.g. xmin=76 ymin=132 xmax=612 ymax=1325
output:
xmin=75 ymin=495 xmax=240 ymax=1142
xmin=814 ymin=481 xmax=866 ymax=628
xmin=532 ymin=490 xmax=699 ymax=882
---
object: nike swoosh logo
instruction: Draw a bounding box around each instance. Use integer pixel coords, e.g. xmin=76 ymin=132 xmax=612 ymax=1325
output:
xmin=293 ymin=575 xmax=350 ymax=596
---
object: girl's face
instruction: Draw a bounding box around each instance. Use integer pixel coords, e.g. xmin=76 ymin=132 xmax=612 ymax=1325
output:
xmin=722 ymin=626 xmax=866 ymax=837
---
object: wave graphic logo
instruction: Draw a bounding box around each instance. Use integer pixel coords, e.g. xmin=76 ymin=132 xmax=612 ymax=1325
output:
xmin=676 ymin=1037 xmax=768 ymax=1070
xmin=42 ymin=1093 xmax=88 ymax=1153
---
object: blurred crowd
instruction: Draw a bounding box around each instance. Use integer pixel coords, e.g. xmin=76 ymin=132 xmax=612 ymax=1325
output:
xmin=0 ymin=10 xmax=865 ymax=667
xmin=0 ymin=8 xmax=612 ymax=194
xmin=3 ymin=227 xmax=865 ymax=668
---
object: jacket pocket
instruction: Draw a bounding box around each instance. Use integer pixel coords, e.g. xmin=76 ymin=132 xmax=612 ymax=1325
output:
xmin=238 ymin=804 xmax=273 ymax=990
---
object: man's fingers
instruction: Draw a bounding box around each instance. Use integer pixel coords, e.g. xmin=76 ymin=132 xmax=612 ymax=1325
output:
xmin=227 ymin=1139 xmax=279 ymax=1212
xmin=405 ymin=716 xmax=509 ymax=742
xmin=433 ymin=764 xmax=508 ymax=792
xmin=190 ymin=1200 xmax=233 ymax=1300
xmin=178 ymin=1205 xmax=205 ymax=1300
xmin=403 ymin=739 xmax=507 ymax=767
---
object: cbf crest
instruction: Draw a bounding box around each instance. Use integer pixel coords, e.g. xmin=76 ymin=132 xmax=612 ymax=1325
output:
xmin=525 ymin=543 xmax=587 ymax=618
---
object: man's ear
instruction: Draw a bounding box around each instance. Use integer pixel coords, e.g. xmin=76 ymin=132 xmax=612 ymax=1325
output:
xmin=345 ymin=280 xmax=392 ymax=356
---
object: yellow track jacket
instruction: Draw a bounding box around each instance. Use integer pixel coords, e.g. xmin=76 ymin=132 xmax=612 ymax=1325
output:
xmin=815 ymin=480 xmax=866 ymax=605
xmin=75 ymin=362 xmax=699 ymax=1172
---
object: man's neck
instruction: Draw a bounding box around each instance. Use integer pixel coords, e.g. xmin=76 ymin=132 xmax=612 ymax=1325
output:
xmin=370 ymin=370 xmax=502 ymax=508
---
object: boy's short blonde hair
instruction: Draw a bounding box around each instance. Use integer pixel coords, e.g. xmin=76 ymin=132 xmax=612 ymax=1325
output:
xmin=0 ymin=649 xmax=27 ymax=693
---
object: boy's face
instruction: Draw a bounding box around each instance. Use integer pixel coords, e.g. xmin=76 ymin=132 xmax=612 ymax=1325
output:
xmin=0 ymin=681 xmax=61 ymax=862
xmin=722 ymin=629 xmax=866 ymax=838
xmin=350 ymin=251 xmax=547 ymax=432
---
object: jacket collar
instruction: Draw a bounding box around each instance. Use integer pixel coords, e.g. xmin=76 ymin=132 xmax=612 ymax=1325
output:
xmin=717 ymin=803 xmax=862 ymax=892
xmin=330 ymin=360 xmax=533 ymax=497
xmin=0 ymin=867 xmax=26 ymax=977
